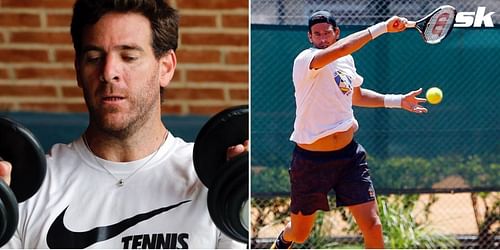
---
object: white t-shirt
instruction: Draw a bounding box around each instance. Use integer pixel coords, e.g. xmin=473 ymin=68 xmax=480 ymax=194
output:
xmin=290 ymin=48 xmax=364 ymax=144
xmin=3 ymin=133 xmax=245 ymax=249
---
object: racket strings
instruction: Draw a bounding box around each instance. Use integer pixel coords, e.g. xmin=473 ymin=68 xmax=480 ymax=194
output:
xmin=423 ymin=8 xmax=456 ymax=43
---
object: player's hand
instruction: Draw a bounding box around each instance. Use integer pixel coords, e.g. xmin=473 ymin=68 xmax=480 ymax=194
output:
xmin=401 ymin=88 xmax=428 ymax=114
xmin=226 ymin=140 xmax=249 ymax=161
xmin=0 ymin=160 xmax=12 ymax=185
xmin=387 ymin=16 xmax=408 ymax=33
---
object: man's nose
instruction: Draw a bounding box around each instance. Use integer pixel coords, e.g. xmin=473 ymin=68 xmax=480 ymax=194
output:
xmin=101 ymin=54 xmax=120 ymax=83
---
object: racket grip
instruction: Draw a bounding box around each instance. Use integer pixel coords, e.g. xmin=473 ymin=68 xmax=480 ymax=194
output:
xmin=406 ymin=21 xmax=416 ymax=28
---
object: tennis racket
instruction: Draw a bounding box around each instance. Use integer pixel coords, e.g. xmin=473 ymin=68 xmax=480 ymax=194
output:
xmin=397 ymin=5 xmax=457 ymax=44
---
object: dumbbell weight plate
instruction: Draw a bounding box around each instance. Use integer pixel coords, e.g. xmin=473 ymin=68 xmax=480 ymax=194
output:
xmin=0 ymin=117 xmax=46 ymax=203
xmin=207 ymin=153 xmax=248 ymax=243
xmin=193 ymin=105 xmax=248 ymax=188
xmin=0 ymin=179 xmax=19 ymax=246
xmin=193 ymin=105 xmax=249 ymax=243
xmin=0 ymin=199 xmax=7 ymax=244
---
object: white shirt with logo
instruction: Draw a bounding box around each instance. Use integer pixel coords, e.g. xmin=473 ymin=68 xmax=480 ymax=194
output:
xmin=290 ymin=47 xmax=364 ymax=144
xmin=3 ymin=133 xmax=245 ymax=249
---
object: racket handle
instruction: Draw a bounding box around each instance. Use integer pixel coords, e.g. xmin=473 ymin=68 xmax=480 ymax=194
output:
xmin=406 ymin=21 xmax=416 ymax=28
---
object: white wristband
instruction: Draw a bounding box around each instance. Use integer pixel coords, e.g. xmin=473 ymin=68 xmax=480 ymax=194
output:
xmin=384 ymin=94 xmax=403 ymax=108
xmin=367 ymin=22 xmax=388 ymax=40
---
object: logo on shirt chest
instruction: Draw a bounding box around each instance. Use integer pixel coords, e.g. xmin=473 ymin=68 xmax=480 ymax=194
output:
xmin=46 ymin=200 xmax=191 ymax=248
xmin=333 ymin=70 xmax=353 ymax=96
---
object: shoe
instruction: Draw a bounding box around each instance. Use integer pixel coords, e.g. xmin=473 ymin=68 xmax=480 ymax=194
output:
xmin=270 ymin=231 xmax=293 ymax=249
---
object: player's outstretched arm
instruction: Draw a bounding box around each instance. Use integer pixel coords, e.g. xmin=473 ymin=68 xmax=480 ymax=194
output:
xmin=352 ymin=87 xmax=427 ymax=114
xmin=311 ymin=16 xmax=408 ymax=70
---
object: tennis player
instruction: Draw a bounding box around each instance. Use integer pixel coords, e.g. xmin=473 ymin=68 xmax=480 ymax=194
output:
xmin=271 ymin=10 xmax=427 ymax=249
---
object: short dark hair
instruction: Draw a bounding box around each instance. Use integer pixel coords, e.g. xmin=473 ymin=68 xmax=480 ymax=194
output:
xmin=308 ymin=10 xmax=337 ymax=32
xmin=71 ymin=0 xmax=179 ymax=60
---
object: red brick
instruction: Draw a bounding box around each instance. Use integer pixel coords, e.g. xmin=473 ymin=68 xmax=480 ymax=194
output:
xmin=0 ymin=69 xmax=8 ymax=79
xmin=0 ymin=13 xmax=40 ymax=27
xmin=62 ymin=86 xmax=82 ymax=97
xmin=20 ymin=103 xmax=87 ymax=113
xmin=176 ymin=50 xmax=220 ymax=63
xmin=229 ymin=89 xmax=248 ymax=100
xmin=226 ymin=51 xmax=248 ymax=65
xmin=222 ymin=14 xmax=248 ymax=28
xmin=0 ymin=84 xmax=56 ymax=97
xmin=182 ymin=33 xmax=247 ymax=46
xmin=47 ymin=13 xmax=72 ymax=27
xmin=166 ymin=88 xmax=224 ymax=100
xmin=16 ymin=68 xmax=75 ymax=80
xmin=160 ymin=103 xmax=182 ymax=114
xmin=2 ymin=0 xmax=75 ymax=8
xmin=177 ymin=0 xmax=247 ymax=9
xmin=0 ymin=102 xmax=15 ymax=111
xmin=187 ymin=69 xmax=247 ymax=83
xmin=0 ymin=49 xmax=49 ymax=63
xmin=11 ymin=31 xmax=72 ymax=44
xmin=188 ymin=105 xmax=232 ymax=115
xmin=171 ymin=73 xmax=181 ymax=82
xmin=55 ymin=49 xmax=75 ymax=62
xmin=180 ymin=15 xmax=216 ymax=28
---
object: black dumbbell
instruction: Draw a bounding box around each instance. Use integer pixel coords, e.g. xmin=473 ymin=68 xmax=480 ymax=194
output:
xmin=193 ymin=105 xmax=249 ymax=244
xmin=0 ymin=117 xmax=46 ymax=246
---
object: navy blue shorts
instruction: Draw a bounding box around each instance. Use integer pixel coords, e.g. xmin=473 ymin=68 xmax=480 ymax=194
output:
xmin=289 ymin=140 xmax=376 ymax=215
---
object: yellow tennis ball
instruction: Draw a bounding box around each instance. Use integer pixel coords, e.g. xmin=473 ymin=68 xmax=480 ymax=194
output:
xmin=426 ymin=87 xmax=443 ymax=104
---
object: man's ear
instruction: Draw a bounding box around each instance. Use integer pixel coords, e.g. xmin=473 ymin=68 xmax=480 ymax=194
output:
xmin=159 ymin=50 xmax=177 ymax=88
xmin=335 ymin=27 xmax=341 ymax=40
xmin=308 ymin=31 xmax=313 ymax=44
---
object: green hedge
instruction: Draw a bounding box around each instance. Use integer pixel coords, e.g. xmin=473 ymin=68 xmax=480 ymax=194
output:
xmin=251 ymin=155 xmax=500 ymax=194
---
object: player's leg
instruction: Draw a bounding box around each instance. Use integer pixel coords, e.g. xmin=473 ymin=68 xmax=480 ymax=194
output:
xmin=347 ymin=200 xmax=384 ymax=248
xmin=334 ymin=141 xmax=383 ymax=248
xmin=271 ymin=212 xmax=316 ymax=249
xmin=285 ymin=211 xmax=317 ymax=243
xmin=271 ymin=146 xmax=332 ymax=249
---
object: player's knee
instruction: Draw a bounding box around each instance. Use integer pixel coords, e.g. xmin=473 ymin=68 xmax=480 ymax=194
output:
xmin=370 ymin=220 xmax=383 ymax=234
xmin=359 ymin=216 xmax=383 ymax=235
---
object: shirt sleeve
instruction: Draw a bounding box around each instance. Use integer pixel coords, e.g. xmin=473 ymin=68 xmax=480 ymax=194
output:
xmin=292 ymin=48 xmax=322 ymax=85
xmin=215 ymin=230 xmax=247 ymax=249
xmin=349 ymin=55 xmax=364 ymax=87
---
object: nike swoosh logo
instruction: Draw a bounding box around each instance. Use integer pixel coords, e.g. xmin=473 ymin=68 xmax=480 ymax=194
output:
xmin=46 ymin=200 xmax=191 ymax=249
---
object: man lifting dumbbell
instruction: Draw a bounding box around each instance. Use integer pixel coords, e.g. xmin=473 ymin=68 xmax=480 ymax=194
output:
xmin=0 ymin=0 xmax=248 ymax=248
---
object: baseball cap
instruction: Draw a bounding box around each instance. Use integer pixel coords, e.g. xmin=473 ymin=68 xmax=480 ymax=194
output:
xmin=308 ymin=10 xmax=336 ymax=30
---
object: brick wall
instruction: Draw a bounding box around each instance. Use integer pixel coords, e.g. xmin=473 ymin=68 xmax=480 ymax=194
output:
xmin=0 ymin=0 xmax=248 ymax=115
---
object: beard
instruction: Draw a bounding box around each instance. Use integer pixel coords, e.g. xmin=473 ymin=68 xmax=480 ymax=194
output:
xmin=313 ymin=41 xmax=331 ymax=49
xmin=83 ymin=69 xmax=161 ymax=139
